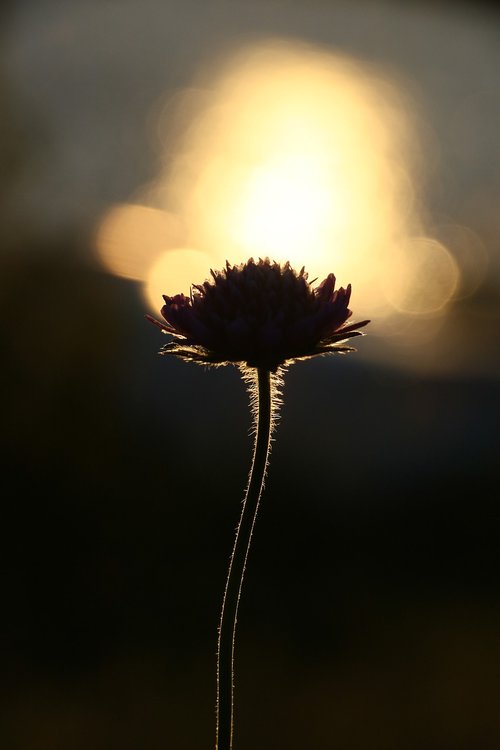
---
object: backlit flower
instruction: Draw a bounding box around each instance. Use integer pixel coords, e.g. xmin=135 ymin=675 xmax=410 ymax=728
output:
xmin=147 ymin=257 xmax=369 ymax=371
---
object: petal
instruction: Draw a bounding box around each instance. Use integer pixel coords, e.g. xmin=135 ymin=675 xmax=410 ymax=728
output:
xmin=315 ymin=273 xmax=336 ymax=301
xmin=145 ymin=314 xmax=178 ymax=334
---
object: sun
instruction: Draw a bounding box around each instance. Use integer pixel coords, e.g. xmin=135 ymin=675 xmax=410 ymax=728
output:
xmin=95 ymin=37 xmax=463 ymax=336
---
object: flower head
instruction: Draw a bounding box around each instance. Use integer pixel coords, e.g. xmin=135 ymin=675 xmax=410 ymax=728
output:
xmin=147 ymin=258 xmax=369 ymax=371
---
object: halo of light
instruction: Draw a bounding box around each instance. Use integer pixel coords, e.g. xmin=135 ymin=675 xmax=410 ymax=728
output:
xmin=95 ymin=37 xmax=478 ymax=361
xmin=154 ymin=38 xmax=424 ymax=322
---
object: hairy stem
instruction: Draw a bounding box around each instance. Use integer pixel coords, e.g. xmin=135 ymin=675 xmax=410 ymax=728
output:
xmin=216 ymin=367 xmax=274 ymax=750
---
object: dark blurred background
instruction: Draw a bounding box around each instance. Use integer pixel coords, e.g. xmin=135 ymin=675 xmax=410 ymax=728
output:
xmin=1 ymin=1 xmax=500 ymax=749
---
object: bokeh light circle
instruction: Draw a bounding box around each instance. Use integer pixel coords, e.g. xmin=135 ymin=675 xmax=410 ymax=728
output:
xmin=144 ymin=247 xmax=212 ymax=313
xmin=96 ymin=204 xmax=183 ymax=281
xmin=383 ymin=237 xmax=460 ymax=315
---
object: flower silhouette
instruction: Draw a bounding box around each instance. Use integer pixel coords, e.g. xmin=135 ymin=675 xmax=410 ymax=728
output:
xmin=147 ymin=257 xmax=369 ymax=370
xmin=148 ymin=255 xmax=370 ymax=749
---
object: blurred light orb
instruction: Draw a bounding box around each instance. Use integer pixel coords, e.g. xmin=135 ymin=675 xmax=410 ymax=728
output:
xmin=96 ymin=204 xmax=183 ymax=281
xmin=384 ymin=237 xmax=460 ymax=315
xmin=144 ymin=247 xmax=212 ymax=312
xmin=233 ymin=154 xmax=333 ymax=263
xmin=433 ymin=223 xmax=488 ymax=300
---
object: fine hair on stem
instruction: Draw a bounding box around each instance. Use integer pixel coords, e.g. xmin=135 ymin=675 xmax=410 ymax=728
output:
xmin=215 ymin=366 xmax=284 ymax=750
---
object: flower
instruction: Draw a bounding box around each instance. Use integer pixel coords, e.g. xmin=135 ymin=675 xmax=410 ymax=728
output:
xmin=147 ymin=257 xmax=369 ymax=371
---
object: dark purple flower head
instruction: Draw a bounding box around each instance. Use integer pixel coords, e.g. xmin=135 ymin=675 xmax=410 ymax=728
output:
xmin=147 ymin=258 xmax=369 ymax=371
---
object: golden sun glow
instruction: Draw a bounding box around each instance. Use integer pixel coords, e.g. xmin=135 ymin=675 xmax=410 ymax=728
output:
xmin=95 ymin=204 xmax=184 ymax=282
xmin=144 ymin=247 xmax=212 ymax=308
xmin=94 ymin=38 xmax=470 ymax=353
xmin=232 ymin=154 xmax=339 ymax=264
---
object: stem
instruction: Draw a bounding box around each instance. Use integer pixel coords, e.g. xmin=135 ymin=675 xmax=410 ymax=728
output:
xmin=216 ymin=367 xmax=273 ymax=750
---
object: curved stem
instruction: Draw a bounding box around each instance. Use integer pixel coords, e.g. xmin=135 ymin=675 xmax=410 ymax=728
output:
xmin=216 ymin=367 xmax=273 ymax=750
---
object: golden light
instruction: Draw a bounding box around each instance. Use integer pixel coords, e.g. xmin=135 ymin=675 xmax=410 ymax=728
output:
xmin=383 ymin=237 xmax=460 ymax=315
xmin=95 ymin=204 xmax=183 ymax=282
xmin=154 ymin=39 xmax=449 ymax=323
xmin=94 ymin=37 xmax=480 ymax=363
xmin=143 ymin=247 xmax=214 ymax=314
xmin=233 ymin=155 xmax=331 ymax=257
xmin=432 ymin=223 xmax=488 ymax=300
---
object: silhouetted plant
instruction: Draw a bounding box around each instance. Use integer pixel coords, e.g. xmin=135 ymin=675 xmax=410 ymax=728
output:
xmin=148 ymin=257 xmax=369 ymax=750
